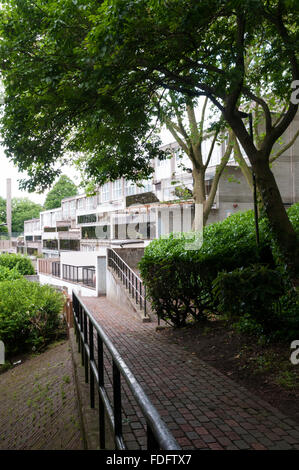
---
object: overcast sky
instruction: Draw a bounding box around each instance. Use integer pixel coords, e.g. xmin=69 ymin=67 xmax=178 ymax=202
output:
xmin=0 ymin=125 xmax=176 ymax=205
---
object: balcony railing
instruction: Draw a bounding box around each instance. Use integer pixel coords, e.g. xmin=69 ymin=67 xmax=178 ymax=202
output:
xmin=72 ymin=292 xmax=180 ymax=450
xmin=38 ymin=258 xmax=60 ymax=275
xmin=52 ymin=261 xmax=61 ymax=278
xmin=62 ymin=264 xmax=96 ymax=289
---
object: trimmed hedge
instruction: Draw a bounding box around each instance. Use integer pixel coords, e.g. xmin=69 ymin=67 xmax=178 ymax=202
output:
xmin=213 ymin=265 xmax=299 ymax=340
xmin=0 ymin=253 xmax=35 ymax=275
xmin=139 ymin=205 xmax=298 ymax=327
xmin=0 ymin=279 xmax=64 ymax=357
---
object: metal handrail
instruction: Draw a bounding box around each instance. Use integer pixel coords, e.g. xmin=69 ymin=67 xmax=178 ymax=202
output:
xmin=107 ymin=248 xmax=148 ymax=317
xmin=62 ymin=264 xmax=96 ymax=288
xmin=72 ymin=291 xmax=180 ymax=450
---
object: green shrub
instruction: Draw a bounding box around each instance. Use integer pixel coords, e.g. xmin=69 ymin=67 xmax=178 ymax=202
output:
xmin=0 ymin=279 xmax=64 ymax=357
xmin=213 ymin=264 xmax=299 ymax=340
xmin=140 ymin=204 xmax=299 ymax=327
xmin=212 ymin=264 xmax=285 ymax=323
xmin=0 ymin=265 xmax=22 ymax=281
xmin=140 ymin=210 xmax=270 ymax=326
xmin=0 ymin=253 xmax=35 ymax=275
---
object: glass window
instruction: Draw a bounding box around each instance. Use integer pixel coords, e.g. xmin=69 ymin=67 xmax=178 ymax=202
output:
xmin=70 ymin=200 xmax=76 ymax=217
xmin=101 ymin=183 xmax=110 ymax=202
xmin=111 ymin=180 xmax=122 ymax=200
xmin=125 ymin=180 xmax=136 ymax=196
xmin=77 ymin=198 xmax=85 ymax=210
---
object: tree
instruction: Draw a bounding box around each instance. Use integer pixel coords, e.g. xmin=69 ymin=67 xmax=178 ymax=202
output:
xmin=0 ymin=0 xmax=161 ymax=192
xmin=153 ymin=93 xmax=234 ymax=226
xmin=83 ymin=0 xmax=299 ymax=274
xmin=11 ymin=198 xmax=43 ymax=233
xmin=0 ymin=1 xmax=298 ymax=272
xmin=0 ymin=197 xmax=8 ymax=234
xmin=44 ymin=175 xmax=78 ymax=210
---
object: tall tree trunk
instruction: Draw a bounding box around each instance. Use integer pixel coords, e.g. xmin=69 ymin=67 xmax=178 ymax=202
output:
xmin=192 ymin=166 xmax=205 ymax=231
xmin=253 ymin=158 xmax=299 ymax=275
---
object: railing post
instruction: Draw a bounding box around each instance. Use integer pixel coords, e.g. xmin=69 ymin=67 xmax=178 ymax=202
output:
xmin=98 ymin=333 xmax=106 ymax=449
xmin=113 ymin=360 xmax=122 ymax=446
xmin=84 ymin=310 xmax=88 ymax=383
xmin=147 ymin=424 xmax=160 ymax=450
xmin=89 ymin=319 xmax=95 ymax=408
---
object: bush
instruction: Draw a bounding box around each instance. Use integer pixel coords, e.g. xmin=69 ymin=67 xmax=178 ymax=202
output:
xmin=0 ymin=279 xmax=64 ymax=357
xmin=0 ymin=253 xmax=35 ymax=275
xmin=0 ymin=265 xmax=22 ymax=281
xmin=139 ymin=210 xmax=272 ymax=326
xmin=213 ymin=264 xmax=299 ymax=340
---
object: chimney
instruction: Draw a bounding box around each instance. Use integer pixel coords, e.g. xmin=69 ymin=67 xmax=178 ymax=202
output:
xmin=6 ymin=178 xmax=12 ymax=236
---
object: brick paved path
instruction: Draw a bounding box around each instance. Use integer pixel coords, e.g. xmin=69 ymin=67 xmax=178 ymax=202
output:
xmin=81 ymin=296 xmax=299 ymax=450
xmin=0 ymin=341 xmax=84 ymax=450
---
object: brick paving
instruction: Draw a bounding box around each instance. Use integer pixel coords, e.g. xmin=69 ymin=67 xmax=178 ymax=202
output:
xmin=81 ymin=296 xmax=299 ymax=450
xmin=0 ymin=341 xmax=84 ymax=450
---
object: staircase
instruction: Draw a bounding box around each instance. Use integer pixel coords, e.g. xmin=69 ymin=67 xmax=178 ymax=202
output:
xmin=107 ymin=248 xmax=153 ymax=322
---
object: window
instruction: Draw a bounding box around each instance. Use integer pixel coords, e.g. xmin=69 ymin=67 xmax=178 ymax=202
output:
xmin=70 ymin=200 xmax=76 ymax=217
xmin=141 ymin=179 xmax=153 ymax=193
xmin=86 ymin=196 xmax=97 ymax=210
xmin=43 ymin=239 xmax=58 ymax=250
xmin=125 ymin=181 xmax=136 ymax=196
xmin=101 ymin=183 xmax=110 ymax=202
xmin=156 ymin=157 xmax=168 ymax=168
xmin=60 ymin=239 xmax=80 ymax=251
xmin=62 ymin=202 xmax=70 ymax=219
xmin=77 ymin=198 xmax=85 ymax=210
xmin=77 ymin=214 xmax=97 ymax=224
xmin=111 ymin=179 xmax=122 ymax=200
xmin=81 ymin=225 xmax=110 ymax=240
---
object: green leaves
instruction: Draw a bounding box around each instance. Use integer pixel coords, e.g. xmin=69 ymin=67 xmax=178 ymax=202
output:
xmin=0 ymin=253 xmax=35 ymax=275
xmin=44 ymin=175 xmax=78 ymax=210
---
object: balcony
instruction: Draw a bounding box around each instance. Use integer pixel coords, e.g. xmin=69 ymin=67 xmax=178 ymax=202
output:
xmin=62 ymin=264 xmax=96 ymax=288
xmin=58 ymin=230 xmax=81 ymax=240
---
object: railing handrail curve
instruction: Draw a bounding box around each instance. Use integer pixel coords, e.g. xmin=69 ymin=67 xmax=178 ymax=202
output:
xmin=73 ymin=291 xmax=180 ymax=450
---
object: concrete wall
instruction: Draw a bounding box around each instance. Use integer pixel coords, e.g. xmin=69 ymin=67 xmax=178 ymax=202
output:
xmin=106 ymin=267 xmax=144 ymax=320
xmin=61 ymin=249 xmax=107 ymax=267
xmin=113 ymin=248 xmax=145 ymax=270
xmin=39 ymin=273 xmax=97 ymax=297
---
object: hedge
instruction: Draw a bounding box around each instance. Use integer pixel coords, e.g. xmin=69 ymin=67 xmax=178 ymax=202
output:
xmin=0 ymin=279 xmax=64 ymax=357
xmin=139 ymin=205 xmax=298 ymax=327
xmin=213 ymin=264 xmax=299 ymax=340
xmin=0 ymin=253 xmax=35 ymax=275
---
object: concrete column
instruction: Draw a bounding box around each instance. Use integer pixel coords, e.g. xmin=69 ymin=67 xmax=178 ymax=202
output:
xmin=96 ymin=255 xmax=107 ymax=295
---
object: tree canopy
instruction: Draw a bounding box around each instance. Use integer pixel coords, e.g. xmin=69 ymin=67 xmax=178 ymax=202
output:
xmin=0 ymin=0 xmax=298 ymax=271
xmin=11 ymin=198 xmax=43 ymax=233
xmin=0 ymin=197 xmax=8 ymax=233
xmin=44 ymin=175 xmax=78 ymax=210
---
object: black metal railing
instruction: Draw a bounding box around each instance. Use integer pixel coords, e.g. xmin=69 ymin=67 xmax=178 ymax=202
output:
xmin=62 ymin=264 xmax=96 ymax=288
xmin=83 ymin=266 xmax=96 ymax=287
xmin=72 ymin=292 xmax=180 ymax=450
xmin=52 ymin=261 xmax=61 ymax=278
xmin=107 ymin=248 xmax=148 ymax=318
